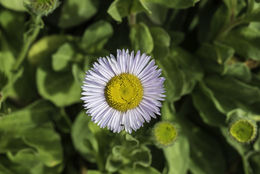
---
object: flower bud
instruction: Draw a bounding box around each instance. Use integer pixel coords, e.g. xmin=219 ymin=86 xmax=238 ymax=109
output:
xmin=152 ymin=121 xmax=178 ymax=147
xmin=229 ymin=119 xmax=257 ymax=143
xmin=24 ymin=0 xmax=60 ymax=16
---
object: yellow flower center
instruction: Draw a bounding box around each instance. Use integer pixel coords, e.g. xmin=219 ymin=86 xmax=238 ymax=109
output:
xmin=105 ymin=73 xmax=143 ymax=112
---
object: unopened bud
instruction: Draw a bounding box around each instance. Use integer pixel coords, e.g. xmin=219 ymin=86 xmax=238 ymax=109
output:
xmin=229 ymin=119 xmax=257 ymax=143
xmin=152 ymin=121 xmax=178 ymax=147
xmin=24 ymin=0 xmax=60 ymax=16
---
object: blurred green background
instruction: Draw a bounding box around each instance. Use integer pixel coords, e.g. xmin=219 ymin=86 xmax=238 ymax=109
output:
xmin=1 ymin=0 xmax=260 ymax=173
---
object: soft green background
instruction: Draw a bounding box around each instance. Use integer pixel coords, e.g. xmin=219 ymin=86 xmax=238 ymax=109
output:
xmin=0 ymin=0 xmax=260 ymax=173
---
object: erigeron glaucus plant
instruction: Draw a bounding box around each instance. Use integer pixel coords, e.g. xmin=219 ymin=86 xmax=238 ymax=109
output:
xmin=2 ymin=0 xmax=260 ymax=173
xmin=81 ymin=49 xmax=165 ymax=133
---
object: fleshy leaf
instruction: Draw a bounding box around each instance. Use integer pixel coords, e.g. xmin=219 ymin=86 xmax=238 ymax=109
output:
xmin=52 ymin=43 xmax=74 ymax=71
xmin=81 ymin=21 xmax=113 ymax=52
xmin=142 ymin=0 xmax=200 ymax=9
xmin=130 ymin=23 xmax=154 ymax=54
xmin=158 ymin=47 xmax=203 ymax=102
xmin=163 ymin=135 xmax=190 ymax=174
xmin=150 ymin=27 xmax=170 ymax=59
xmin=58 ymin=0 xmax=98 ymax=28
xmin=36 ymin=67 xmax=81 ymax=107
xmin=71 ymin=111 xmax=98 ymax=163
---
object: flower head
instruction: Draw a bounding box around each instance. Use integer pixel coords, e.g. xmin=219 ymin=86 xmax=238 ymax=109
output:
xmin=81 ymin=49 xmax=165 ymax=133
xmin=229 ymin=119 xmax=257 ymax=143
xmin=24 ymin=0 xmax=60 ymax=16
xmin=153 ymin=121 xmax=178 ymax=147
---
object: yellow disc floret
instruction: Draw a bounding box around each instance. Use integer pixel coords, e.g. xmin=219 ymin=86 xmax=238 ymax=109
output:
xmin=105 ymin=73 xmax=143 ymax=112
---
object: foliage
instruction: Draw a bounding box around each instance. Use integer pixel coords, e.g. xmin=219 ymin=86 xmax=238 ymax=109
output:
xmin=1 ymin=0 xmax=260 ymax=174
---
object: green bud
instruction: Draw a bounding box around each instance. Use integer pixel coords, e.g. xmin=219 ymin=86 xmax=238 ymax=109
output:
xmin=229 ymin=119 xmax=257 ymax=143
xmin=24 ymin=0 xmax=60 ymax=16
xmin=152 ymin=121 xmax=178 ymax=147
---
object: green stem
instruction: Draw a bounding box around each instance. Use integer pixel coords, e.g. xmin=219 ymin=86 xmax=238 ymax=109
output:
xmin=96 ymin=153 xmax=105 ymax=171
xmin=242 ymin=151 xmax=255 ymax=174
xmin=129 ymin=13 xmax=136 ymax=26
xmin=251 ymin=116 xmax=260 ymax=122
xmin=243 ymin=158 xmax=251 ymax=174
xmin=246 ymin=0 xmax=254 ymax=14
xmin=216 ymin=18 xmax=244 ymax=40
xmin=12 ymin=15 xmax=42 ymax=71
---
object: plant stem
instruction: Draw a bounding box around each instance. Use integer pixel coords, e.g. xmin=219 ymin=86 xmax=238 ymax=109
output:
xmin=12 ymin=15 xmax=42 ymax=71
xmin=96 ymin=153 xmax=105 ymax=171
xmin=216 ymin=18 xmax=244 ymax=40
xmin=129 ymin=13 xmax=136 ymax=26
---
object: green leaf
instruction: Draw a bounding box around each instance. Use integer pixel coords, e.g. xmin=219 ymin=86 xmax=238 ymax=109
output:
xmin=6 ymin=124 xmax=63 ymax=169
xmin=188 ymin=126 xmax=226 ymax=174
xmin=81 ymin=21 xmax=113 ymax=52
xmin=72 ymin=64 xmax=85 ymax=85
xmin=106 ymin=134 xmax=151 ymax=173
xmin=52 ymin=43 xmax=74 ymax=71
xmin=36 ymin=67 xmax=81 ymax=107
xmin=58 ymin=0 xmax=98 ymax=28
xmin=119 ymin=166 xmax=160 ymax=174
xmin=158 ymin=47 xmax=203 ymax=102
xmin=143 ymin=2 xmax=168 ymax=25
xmin=0 ymin=50 xmax=25 ymax=102
xmin=71 ymin=111 xmax=98 ymax=163
xmin=0 ymin=100 xmax=63 ymax=172
xmin=170 ymin=31 xmax=185 ymax=45
xmin=163 ymin=135 xmax=190 ymax=174
xmin=0 ymin=100 xmax=54 ymax=152
xmin=107 ymin=0 xmax=151 ymax=22
xmin=196 ymin=41 xmax=251 ymax=82
xmin=206 ymin=4 xmax=230 ymax=41
xmin=244 ymin=6 xmax=260 ymax=22
xmin=0 ymin=51 xmax=15 ymax=78
xmin=0 ymin=0 xmax=26 ymax=11
xmin=131 ymin=146 xmax=151 ymax=168
xmin=205 ymin=75 xmax=260 ymax=113
xmin=223 ymin=26 xmax=260 ymax=61
xmin=21 ymin=124 xmax=63 ymax=167
xmin=0 ymin=164 xmax=14 ymax=174
xmin=223 ymin=59 xmax=251 ymax=82
xmin=130 ymin=23 xmax=154 ymax=54
xmin=0 ymin=9 xmax=25 ymax=51
xmin=161 ymin=101 xmax=176 ymax=121
xmin=192 ymin=82 xmax=226 ymax=127
xmin=7 ymin=148 xmax=39 ymax=166
xmin=143 ymin=0 xmax=200 ymax=9
xmin=28 ymin=35 xmax=69 ymax=65
xmin=254 ymin=129 xmax=260 ymax=151
xmin=107 ymin=0 xmax=131 ymax=22
xmin=88 ymin=170 xmax=103 ymax=174
xmin=249 ymin=153 xmax=260 ymax=174
xmin=150 ymin=27 xmax=170 ymax=59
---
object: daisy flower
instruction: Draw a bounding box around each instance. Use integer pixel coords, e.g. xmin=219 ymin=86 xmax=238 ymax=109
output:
xmin=81 ymin=49 xmax=165 ymax=133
